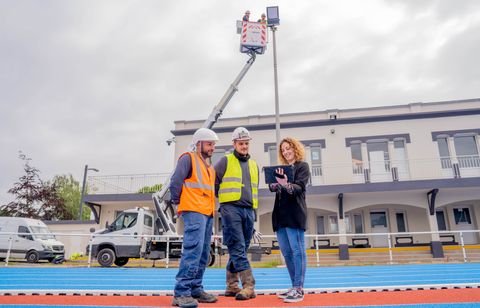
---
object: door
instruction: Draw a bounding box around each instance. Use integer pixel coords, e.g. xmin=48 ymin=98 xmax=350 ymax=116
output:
xmin=394 ymin=140 xmax=409 ymax=180
xmin=316 ymin=216 xmax=325 ymax=234
xmin=141 ymin=213 xmax=154 ymax=253
xmin=108 ymin=212 xmax=142 ymax=256
xmin=369 ymin=151 xmax=390 ymax=182
xmin=370 ymin=211 xmax=389 ymax=247
xmin=14 ymin=226 xmax=35 ymax=258
xmin=453 ymin=206 xmax=476 ymax=244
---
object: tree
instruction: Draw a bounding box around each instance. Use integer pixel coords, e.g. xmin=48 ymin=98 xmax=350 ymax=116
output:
xmin=137 ymin=183 xmax=163 ymax=194
xmin=50 ymin=174 xmax=91 ymax=220
xmin=0 ymin=152 xmax=73 ymax=220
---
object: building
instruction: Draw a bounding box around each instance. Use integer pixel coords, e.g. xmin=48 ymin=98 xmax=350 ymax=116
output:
xmin=80 ymin=98 xmax=480 ymax=260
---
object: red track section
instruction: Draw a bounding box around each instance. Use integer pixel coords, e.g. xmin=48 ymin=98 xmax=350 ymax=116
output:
xmin=0 ymin=289 xmax=479 ymax=307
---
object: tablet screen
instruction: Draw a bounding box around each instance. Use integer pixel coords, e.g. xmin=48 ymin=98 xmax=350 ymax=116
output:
xmin=263 ymin=165 xmax=294 ymax=184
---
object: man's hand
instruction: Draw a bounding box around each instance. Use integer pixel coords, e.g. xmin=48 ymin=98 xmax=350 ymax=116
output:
xmin=253 ymin=229 xmax=263 ymax=244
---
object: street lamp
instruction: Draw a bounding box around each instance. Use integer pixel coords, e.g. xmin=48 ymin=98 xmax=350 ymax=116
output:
xmin=78 ymin=165 xmax=99 ymax=220
xmin=267 ymin=6 xmax=281 ymax=162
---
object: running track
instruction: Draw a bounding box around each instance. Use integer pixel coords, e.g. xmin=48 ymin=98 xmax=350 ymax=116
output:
xmin=1 ymin=263 xmax=480 ymax=307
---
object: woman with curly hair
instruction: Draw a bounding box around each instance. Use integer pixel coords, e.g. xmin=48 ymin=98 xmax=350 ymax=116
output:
xmin=269 ymin=137 xmax=310 ymax=303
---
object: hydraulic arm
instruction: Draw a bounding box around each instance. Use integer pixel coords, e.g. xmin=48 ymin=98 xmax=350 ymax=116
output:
xmin=152 ymin=51 xmax=257 ymax=235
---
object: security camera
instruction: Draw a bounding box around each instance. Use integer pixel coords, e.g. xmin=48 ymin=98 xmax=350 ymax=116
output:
xmin=166 ymin=137 xmax=176 ymax=146
xmin=330 ymin=128 xmax=335 ymax=134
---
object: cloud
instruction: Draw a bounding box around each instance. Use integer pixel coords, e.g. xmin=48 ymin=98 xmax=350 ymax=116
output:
xmin=1 ymin=0 xmax=479 ymax=204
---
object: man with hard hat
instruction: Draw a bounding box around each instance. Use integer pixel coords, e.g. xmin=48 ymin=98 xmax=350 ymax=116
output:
xmin=214 ymin=127 xmax=259 ymax=301
xmin=170 ymin=127 xmax=219 ymax=308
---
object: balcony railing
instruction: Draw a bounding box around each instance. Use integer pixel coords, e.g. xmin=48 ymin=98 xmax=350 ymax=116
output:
xmin=87 ymin=155 xmax=480 ymax=194
xmin=87 ymin=173 xmax=170 ymax=195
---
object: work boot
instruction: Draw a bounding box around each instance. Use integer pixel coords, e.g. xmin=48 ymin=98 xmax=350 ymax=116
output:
xmin=225 ymin=270 xmax=241 ymax=297
xmin=172 ymin=296 xmax=198 ymax=308
xmin=192 ymin=291 xmax=218 ymax=303
xmin=235 ymin=268 xmax=256 ymax=300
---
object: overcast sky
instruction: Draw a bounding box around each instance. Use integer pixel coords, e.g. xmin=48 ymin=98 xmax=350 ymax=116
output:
xmin=1 ymin=0 xmax=479 ymax=205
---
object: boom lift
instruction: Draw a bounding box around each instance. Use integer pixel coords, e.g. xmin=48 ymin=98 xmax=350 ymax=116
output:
xmin=88 ymin=19 xmax=271 ymax=267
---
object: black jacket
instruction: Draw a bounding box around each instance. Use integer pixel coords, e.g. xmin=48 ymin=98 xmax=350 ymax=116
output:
xmin=270 ymin=161 xmax=310 ymax=232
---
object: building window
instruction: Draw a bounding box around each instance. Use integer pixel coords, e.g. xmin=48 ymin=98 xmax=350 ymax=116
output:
xmin=350 ymin=143 xmax=363 ymax=174
xmin=353 ymin=213 xmax=364 ymax=234
xmin=316 ymin=216 xmax=325 ymax=234
xmin=269 ymin=146 xmax=277 ymax=165
xmin=328 ymin=215 xmax=338 ymax=233
xmin=453 ymin=208 xmax=472 ymax=225
xmin=212 ymin=149 xmax=226 ymax=166
xmin=454 ymin=136 xmax=480 ymax=168
xmin=437 ymin=137 xmax=451 ymax=169
xmin=436 ymin=210 xmax=447 ymax=231
xmin=370 ymin=211 xmax=387 ymax=228
xmin=395 ymin=212 xmax=407 ymax=232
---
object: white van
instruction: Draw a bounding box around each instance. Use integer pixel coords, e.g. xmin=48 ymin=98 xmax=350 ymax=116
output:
xmin=0 ymin=217 xmax=65 ymax=263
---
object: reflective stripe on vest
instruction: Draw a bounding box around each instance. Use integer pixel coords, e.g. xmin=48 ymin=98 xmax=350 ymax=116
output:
xmin=178 ymin=152 xmax=215 ymax=216
xmin=218 ymin=154 xmax=259 ymax=209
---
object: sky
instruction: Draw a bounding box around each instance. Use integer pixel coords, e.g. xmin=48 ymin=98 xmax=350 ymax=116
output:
xmin=1 ymin=0 xmax=479 ymax=205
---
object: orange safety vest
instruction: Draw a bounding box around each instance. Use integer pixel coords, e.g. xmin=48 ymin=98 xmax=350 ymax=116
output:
xmin=178 ymin=152 xmax=216 ymax=216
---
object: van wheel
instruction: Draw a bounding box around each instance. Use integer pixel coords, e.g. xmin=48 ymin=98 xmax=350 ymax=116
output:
xmin=97 ymin=248 xmax=115 ymax=267
xmin=26 ymin=251 xmax=40 ymax=263
xmin=114 ymin=257 xmax=129 ymax=267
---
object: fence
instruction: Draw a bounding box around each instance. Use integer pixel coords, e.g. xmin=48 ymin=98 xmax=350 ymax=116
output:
xmin=1 ymin=230 xmax=479 ymax=268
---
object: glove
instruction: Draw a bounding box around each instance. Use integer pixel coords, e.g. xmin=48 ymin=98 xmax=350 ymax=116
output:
xmin=253 ymin=229 xmax=263 ymax=244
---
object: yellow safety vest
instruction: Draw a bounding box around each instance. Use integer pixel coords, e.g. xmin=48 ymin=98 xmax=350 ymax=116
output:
xmin=218 ymin=154 xmax=259 ymax=209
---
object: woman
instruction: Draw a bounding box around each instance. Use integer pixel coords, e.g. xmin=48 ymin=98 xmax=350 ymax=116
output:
xmin=269 ymin=137 xmax=310 ymax=303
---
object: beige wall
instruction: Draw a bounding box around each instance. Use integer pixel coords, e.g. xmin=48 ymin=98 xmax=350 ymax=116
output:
xmin=46 ymin=223 xmax=98 ymax=259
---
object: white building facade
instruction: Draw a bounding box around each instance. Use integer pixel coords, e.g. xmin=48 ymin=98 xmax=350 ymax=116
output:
xmin=171 ymin=98 xmax=480 ymax=259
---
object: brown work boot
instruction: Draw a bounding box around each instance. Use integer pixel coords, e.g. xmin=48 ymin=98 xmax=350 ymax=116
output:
xmin=235 ymin=268 xmax=256 ymax=300
xmin=225 ymin=270 xmax=241 ymax=297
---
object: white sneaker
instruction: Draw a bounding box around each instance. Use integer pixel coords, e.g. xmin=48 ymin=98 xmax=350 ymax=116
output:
xmin=283 ymin=288 xmax=304 ymax=303
xmin=277 ymin=288 xmax=293 ymax=299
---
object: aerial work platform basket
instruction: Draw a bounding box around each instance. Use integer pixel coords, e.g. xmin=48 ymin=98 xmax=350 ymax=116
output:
xmin=239 ymin=21 xmax=267 ymax=55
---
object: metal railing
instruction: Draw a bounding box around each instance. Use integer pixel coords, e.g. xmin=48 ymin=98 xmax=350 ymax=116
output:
xmin=2 ymin=229 xmax=479 ymax=267
xmin=86 ymin=156 xmax=480 ymax=194
xmin=87 ymin=173 xmax=170 ymax=194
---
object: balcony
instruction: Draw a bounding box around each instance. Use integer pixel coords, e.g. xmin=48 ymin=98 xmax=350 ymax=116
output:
xmin=86 ymin=155 xmax=480 ymax=195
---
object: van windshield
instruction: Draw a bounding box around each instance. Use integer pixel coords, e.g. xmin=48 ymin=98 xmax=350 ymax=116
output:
xmin=30 ymin=226 xmax=55 ymax=240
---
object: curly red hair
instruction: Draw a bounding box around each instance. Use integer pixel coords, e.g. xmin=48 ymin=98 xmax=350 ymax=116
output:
xmin=278 ymin=137 xmax=305 ymax=164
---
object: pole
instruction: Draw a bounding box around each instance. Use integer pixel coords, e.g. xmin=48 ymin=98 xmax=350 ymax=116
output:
xmin=271 ymin=26 xmax=281 ymax=162
xmin=79 ymin=165 xmax=88 ymax=220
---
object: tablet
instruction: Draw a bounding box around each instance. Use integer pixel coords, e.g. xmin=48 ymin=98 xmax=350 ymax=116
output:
xmin=263 ymin=165 xmax=294 ymax=184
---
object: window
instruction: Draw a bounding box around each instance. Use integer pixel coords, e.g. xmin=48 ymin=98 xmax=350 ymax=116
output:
xmin=395 ymin=212 xmax=407 ymax=232
xmin=437 ymin=138 xmax=451 ymax=169
xmin=113 ymin=212 xmax=138 ymax=231
xmin=310 ymin=145 xmax=322 ymax=176
xmin=328 ymin=215 xmax=338 ymax=233
xmin=212 ymin=149 xmax=226 ymax=166
xmin=144 ymin=214 xmax=153 ymax=227
xmin=269 ymin=146 xmax=277 ymax=165
xmin=351 ymin=143 xmax=363 ymax=174
xmin=344 ymin=215 xmax=352 ymax=233
xmin=18 ymin=226 xmax=33 ymax=241
xmin=436 ymin=210 xmax=447 ymax=231
xmin=316 ymin=216 xmax=325 ymax=234
xmin=453 ymin=208 xmax=472 ymax=225
xmin=370 ymin=211 xmax=387 ymax=228
xmin=353 ymin=213 xmax=364 ymax=233
xmin=454 ymin=136 xmax=480 ymax=168
xmin=367 ymin=141 xmax=390 ymax=164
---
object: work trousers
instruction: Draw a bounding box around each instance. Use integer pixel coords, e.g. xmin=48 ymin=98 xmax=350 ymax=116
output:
xmin=220 ymin=204 xmax=254 ymax=273
xmin=174 ymin=211 xmax=213 ymax=297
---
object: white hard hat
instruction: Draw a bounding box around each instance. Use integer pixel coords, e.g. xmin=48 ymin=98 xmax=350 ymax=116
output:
xmin=232 ymin=127 xmax=252 ymax=141
xmin=192 ymin=128 xmax=219 ymax=145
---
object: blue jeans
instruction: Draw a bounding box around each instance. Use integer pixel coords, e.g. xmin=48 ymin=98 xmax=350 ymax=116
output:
xmin=276 ymin=227 xmax=306 ymax=288
xmin=220 ymin=204 xmax=254 ymax=273
xmin=174 ymin=211 xmax=213 ymax=297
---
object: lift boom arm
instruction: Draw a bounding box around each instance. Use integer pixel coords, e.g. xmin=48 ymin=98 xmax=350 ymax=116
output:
xmin=152 ymin=51 xmax=257 ymax=235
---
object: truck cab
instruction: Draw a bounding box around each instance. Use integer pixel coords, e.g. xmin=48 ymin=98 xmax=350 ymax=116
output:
xmin=88 ymin=207 xmax=154 ymax=267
